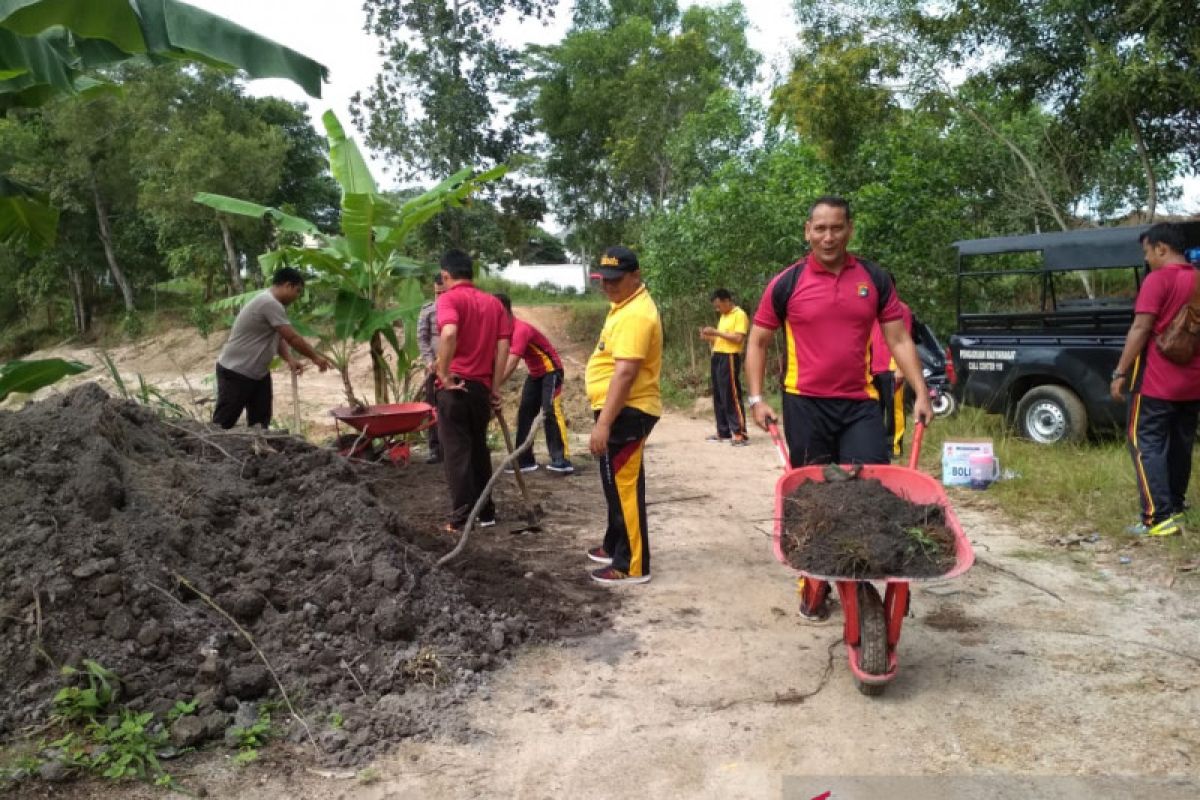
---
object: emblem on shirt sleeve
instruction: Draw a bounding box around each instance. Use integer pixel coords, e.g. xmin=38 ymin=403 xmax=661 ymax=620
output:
xmin=857 ymin=283 xmax=870 ymax=298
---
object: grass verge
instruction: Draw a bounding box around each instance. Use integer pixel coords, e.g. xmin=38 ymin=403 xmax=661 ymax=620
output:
xmin=907 ymin=406 xmax=1200 ymax=560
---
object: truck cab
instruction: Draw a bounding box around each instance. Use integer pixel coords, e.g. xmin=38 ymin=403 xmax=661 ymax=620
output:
xmin=948 ymin=222 xmax=1200 ymax=444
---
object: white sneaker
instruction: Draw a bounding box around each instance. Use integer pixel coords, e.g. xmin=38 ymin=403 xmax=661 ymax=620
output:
xmin=503 ymin=464 xmax=539 ymax=474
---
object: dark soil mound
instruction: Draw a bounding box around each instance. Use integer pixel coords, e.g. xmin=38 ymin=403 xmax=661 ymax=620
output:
xmin=781 ymin=476 xmax=956 ymax=578
xmin=0 ymin=384 xmax=611 ymax=767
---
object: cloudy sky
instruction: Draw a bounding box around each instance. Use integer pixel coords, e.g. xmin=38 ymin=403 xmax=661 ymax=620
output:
xmin=188 ymin=0 xmax=1195 ymax=213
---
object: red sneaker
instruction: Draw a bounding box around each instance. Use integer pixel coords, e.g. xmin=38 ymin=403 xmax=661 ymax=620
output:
xmin=586 ymin=546 xmax=612 ymax=565
xmin=590 ymin=566 xmax=651 ymax=585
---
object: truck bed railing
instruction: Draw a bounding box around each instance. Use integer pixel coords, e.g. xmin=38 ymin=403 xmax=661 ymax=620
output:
xmin=958 ymin=308 xmax=1132 ymax=333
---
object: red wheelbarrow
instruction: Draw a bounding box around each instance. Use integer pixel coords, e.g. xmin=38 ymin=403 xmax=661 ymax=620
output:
xmin=768 ymin=422 xmax=974 ymax=695
xmin=330 ymin=402 xmax=437 ymax=466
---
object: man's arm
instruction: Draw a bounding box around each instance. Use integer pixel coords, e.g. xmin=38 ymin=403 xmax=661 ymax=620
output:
xmin=1111 ymin=313 xmax=1155 ymax=401
xmin=881 ymin=320 xmax=931 ymax=425
xmin=277 ymin=337 xmax=301 ymax=373
xmin=437 ymin=324 xmax=461 ymax=388
xmin=744 ymin=325 xmax=776 ymax=430
xmin=491 ymin=338 xmax=510 ymax=397
xmin=701 ymin=327 xmax=746 ymax=344
xmin=276 ymin=325 xmax=330 ymax=372
xmin=500 ymin=353 xmax=522 ymax=385
xmin=589 ymin=359 xmax=641 ymax=455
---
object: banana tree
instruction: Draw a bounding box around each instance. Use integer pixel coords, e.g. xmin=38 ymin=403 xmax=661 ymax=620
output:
xmin=196 ymin=110 xmax=506 ymax=409
xmin=0 ymin=0 xmax=328 ymax=252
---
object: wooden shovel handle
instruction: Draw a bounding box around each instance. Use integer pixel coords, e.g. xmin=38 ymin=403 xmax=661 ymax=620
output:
xmin=494 ymin=408 xmax=536 ymax=507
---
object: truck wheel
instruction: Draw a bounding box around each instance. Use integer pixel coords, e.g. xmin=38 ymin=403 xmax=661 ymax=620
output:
xmin=931 ymin=392 xmax=958 ymax=419
xmin=1015 ymin=385 xmax=1087 ymax=444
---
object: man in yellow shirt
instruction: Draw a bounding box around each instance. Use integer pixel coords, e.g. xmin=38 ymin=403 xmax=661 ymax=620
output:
xmin=584 ymin=246 xmax=663 ymax=585
xmin=700 ymin=288 xmax=750 ymax=445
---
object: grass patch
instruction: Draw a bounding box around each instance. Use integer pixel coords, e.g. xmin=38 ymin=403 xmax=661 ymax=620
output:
xmin=475 ymin=273 xmax=596 ymax=306
xmin=907 ymin=406 xmax=1200 ymax=558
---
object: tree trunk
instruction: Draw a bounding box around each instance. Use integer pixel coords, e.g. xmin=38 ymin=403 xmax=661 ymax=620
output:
xmin=370 ymin=331 xmax=389 ymax=405
xmin=90 ymin=173 xmax=135 ymax=312
xmin=66 ymin=264 xmax=90 ymax=334
xmin=218 ymin=216 xmax=245 ymax=295
xmin=1128 ymin=109 xmax=1157 ymax=222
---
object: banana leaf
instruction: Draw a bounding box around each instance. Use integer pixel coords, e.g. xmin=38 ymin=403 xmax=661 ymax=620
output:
xmin=0 ymin=0 xmax=327 ymax=98
xmin=0 ymin=357 xmax=89 ymax=401
xmin=322 ymin=110 xmax=376 ymax=195
xmin=0 ymin=174 xmax=58 ymax=253
xmin=208 ymin=287 xmax=264 ymax=311
xmin=333 ymin=289 xmax=371 ymax=342
xmin=193 ymin=192 xmax=319 ymax=236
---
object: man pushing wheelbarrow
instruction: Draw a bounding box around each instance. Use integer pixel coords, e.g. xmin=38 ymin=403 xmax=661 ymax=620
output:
xmin=743 ymin=196 xmax=972 ymax=696
xmin=743 ymin=195 xmax=934 ymax=621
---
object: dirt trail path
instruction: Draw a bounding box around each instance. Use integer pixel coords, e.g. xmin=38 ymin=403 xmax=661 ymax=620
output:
xmin=240 ymin=426 xmax=1198 ymax=799
xmin=19 ymin=308 xmax=1200 ymax=798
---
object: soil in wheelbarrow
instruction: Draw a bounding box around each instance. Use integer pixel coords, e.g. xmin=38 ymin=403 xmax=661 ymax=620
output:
xmin=0 ymin=383 xmax=615 ymax=781
xmin=781 ymin=476 xmax=956 ymax=578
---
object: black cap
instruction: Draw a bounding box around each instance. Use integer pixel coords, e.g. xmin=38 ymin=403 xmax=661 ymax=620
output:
xmin=592 ymin=245 xmax=639 ymax=279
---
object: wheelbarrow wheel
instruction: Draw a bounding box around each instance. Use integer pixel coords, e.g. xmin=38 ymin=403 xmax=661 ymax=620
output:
xmin=855 ymin=583 xmax=888 ymax=697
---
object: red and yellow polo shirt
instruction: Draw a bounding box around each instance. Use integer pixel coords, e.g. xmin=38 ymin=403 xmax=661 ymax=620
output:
xmin=753 ymin=254 xmax=903 ymax=400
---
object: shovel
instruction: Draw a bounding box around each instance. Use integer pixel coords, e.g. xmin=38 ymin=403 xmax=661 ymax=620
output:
xmin=290 ymin=368 xmax=301 ymax=434
xmin=493 ymin=408 xmax=544 ymax=530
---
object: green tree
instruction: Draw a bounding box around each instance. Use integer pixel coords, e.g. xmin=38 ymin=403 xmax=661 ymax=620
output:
xmin=524 ymin=0 xmax=760 ymax=257
xmin=197 ymin=112 xmax=506 ymax=407
xmin=353 ymin=0 xmax=556 ymax=179
xmin=0 ymin=0 xmax=328 ymax=252
xmin=253 ymin=97 xmax=341 ymax=235
xmin=133 ymin=68 xmax=289 ymax=295
xmin=35 ymin=87 xmax=142 ymax=313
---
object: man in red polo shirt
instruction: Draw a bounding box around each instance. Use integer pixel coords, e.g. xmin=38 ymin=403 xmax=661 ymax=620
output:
xmin=435 ymin=249 xmax=513 ymax=532
xmin=495 ymin=293 xmax=574 ymax=474
xmin=1111 ymin=222 xmax=1200 ymax=538
xmin=744 ymin=195 xmax=932 ymax=621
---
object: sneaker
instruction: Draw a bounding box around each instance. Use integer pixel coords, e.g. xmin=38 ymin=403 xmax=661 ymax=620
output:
xmin=590 ymin=566 xmax=651 ymax=585
xmin=425 ymin=452 xmax=442 ymax=465
xmin=705 ymin=435 xmax=731 ymax=444
xmin=586 ymin=546 xmax=612 ymax=565
xmin=1126 ymin=516 xmax=1183 ymax=537
xmin=546 ymin=460 xmax=575 ymax=474
xmin=503 ymin=463 xmax=539 ymax=474
xmin=731 ymin=435 xmax=749 ymax=447
xmin=478 ymin=518 xmax=497 ymax=529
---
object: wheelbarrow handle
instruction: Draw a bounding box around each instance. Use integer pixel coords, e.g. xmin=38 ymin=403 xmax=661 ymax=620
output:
xmin=766 ymin=421 xmax=789 ymax=469
xmin=908 ymin=421 xmax=926 ymax=471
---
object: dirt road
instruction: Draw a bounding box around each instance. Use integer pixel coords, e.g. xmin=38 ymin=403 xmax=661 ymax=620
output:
xmin=20 ymin=309 xmax=1200 ymax=798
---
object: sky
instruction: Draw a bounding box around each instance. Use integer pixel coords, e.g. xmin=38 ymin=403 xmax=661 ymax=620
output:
xmin=188 ymin=0 xmax=1196 ymax=214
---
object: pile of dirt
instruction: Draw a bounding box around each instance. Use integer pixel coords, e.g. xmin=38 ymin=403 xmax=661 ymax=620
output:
xmin=0 ymin=383 xmax=611 ymax=768
xmin=781 ymin=476 xmax=956 ymax=578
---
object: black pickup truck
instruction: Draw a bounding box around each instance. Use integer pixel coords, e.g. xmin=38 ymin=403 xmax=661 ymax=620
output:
xmin=948 ymin=222 xmax=1200 ymax=444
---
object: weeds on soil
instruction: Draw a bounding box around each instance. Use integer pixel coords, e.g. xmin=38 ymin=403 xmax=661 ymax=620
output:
xmin=229 ymin=706 xmax=274 ymax=767
xmin=2 ymin=659 xmax=184 ymax=790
